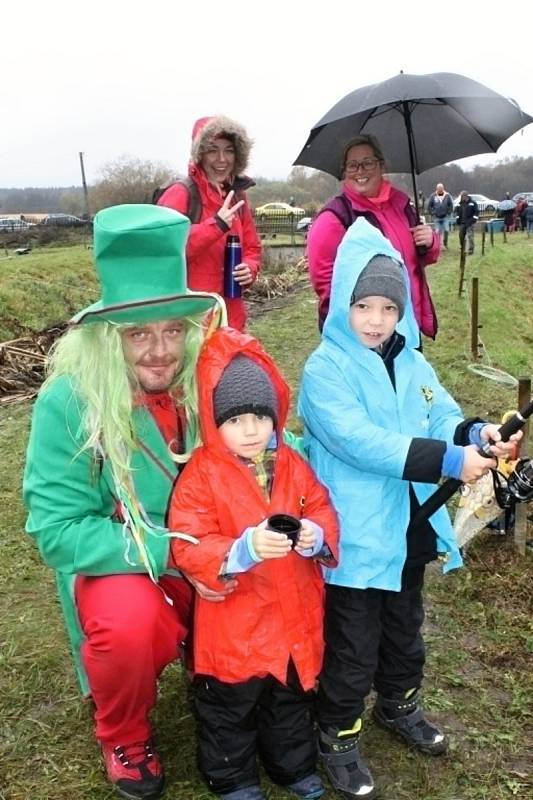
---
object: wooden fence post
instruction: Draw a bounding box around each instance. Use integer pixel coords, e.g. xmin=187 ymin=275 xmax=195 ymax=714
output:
xmin=471 ymin=277 xmax=479 ymax=360
xmin=514 ymin=376 xmax=532 ymax=555
xmin=458 ymin=245 xmax=466 ymax=297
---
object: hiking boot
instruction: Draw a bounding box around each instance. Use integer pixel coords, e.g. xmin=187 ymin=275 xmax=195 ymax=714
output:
xmin=318 ymin=723 xmax=375 ymax=798
xmin=101 ymin=740 xmax=164 ymax=800
xmin=286 ymin=772 xmax=325 ymax=798
xmin=373 ymin=690 xmax=447 ymax=755
xmin=220 ymin=787 xmax=265 ymax=800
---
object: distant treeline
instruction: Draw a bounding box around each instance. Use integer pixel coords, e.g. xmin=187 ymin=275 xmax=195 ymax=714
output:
xmin=2 ymin=155 xmax=533 ymax=215
xmin=0 ymin=186 xmax=84 ymax=215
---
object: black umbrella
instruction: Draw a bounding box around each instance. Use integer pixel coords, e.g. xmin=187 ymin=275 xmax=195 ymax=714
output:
xmin=294 ymin=71 xmax=533 ymax=217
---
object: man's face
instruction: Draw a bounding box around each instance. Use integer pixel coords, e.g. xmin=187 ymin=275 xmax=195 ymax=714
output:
xmin=436 ymin=183 xmax=444 ymax=195
xmin=121 ymin=319 xmax=187 ymax=392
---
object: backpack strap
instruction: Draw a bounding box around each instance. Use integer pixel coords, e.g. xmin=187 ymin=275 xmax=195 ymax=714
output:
xmin=318 ymin=194 xmax=383 ymax=233
xmin=152 ymin=177 xmax=203 ymax=224
xmin=318 ymin=194 xmax=359 ymax=228
xmin=180 ymin=176 xmax=202 ymax=224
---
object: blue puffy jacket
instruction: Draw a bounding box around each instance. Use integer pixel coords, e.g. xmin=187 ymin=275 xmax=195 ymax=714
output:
xmin=298 ymin=219 xmax=463 ymax=591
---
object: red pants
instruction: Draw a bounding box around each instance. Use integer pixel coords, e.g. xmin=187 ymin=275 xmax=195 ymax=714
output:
xmin=76 ymin=574 xmax=192 ymax=746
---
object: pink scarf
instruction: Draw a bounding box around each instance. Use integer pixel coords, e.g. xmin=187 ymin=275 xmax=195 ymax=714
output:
xmin=342 ymin=179 xmax=418 ymax=283
xmin=343 ymin=179 xmax=392 ymax=210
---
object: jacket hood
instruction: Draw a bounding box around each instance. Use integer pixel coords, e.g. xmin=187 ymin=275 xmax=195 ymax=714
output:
xmin=191 ymin=115 xmax=253 ymax=176
xmin=323 ymin=217 xmax=420 ymax=354
xmin=196 ymin=327 xmax=290 ymax=451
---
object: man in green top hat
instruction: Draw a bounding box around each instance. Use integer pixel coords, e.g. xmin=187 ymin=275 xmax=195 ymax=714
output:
xmin=23 ymin=204 xmax=234 ymax=800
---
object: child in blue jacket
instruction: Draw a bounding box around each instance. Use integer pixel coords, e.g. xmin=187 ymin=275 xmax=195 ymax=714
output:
xmin=298 ymin=218 xmax=519 ymax=799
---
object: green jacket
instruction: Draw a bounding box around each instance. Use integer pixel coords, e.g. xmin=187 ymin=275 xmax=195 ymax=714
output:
xmin=23 ymin=376 xmax=184 ymax=695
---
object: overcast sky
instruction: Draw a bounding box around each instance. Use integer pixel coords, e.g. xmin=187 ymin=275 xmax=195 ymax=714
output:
xmin=2 ymin=1 xmax=533 ymax=188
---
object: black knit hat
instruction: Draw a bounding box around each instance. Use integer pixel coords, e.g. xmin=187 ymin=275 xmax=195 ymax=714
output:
xmin=214 ymin=355 xmax=278 ymax=427
xmin=350 ymin=255 xmax=406 ymax=319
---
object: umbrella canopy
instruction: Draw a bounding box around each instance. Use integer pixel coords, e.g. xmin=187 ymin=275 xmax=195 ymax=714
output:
xmin=498 ymin=199 xmax=517 ymax=211
xmin=294 ymin=71 xmax=533 ymax=214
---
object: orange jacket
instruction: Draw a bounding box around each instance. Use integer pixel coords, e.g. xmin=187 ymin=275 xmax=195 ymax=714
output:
xmin=169 ymin=328 xmax=338 ymax=688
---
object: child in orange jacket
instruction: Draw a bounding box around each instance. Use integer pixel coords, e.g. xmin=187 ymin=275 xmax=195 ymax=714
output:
xmin=169 ymin=327 xmax=338 ymax=800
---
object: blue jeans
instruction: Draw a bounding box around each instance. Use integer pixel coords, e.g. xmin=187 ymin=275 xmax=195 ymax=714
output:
xmin=433 ymin=217 xmax=450 ymax=236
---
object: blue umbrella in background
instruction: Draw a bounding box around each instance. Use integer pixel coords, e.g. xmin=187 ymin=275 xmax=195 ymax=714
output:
xmin=498 ymin=198 xmax=517 ymax=211
xmin=294 ymin=71 xmax=533 ymax=218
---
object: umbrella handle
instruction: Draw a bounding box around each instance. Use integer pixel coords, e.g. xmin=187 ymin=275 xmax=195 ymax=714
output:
xmin=412 ymin=196 xmax=428 ymax=257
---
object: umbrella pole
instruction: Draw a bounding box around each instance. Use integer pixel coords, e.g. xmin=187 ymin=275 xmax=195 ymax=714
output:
xmin=402 ymin=102 xmax=421 ymax=222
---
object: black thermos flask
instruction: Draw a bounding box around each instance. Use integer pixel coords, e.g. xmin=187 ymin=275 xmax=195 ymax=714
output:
xmin=223 ymin=234 xmax=242 ymax=298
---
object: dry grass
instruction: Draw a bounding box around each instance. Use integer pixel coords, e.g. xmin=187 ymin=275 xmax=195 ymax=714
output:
xmin=1 ymin=230 xmax=532 ymax=799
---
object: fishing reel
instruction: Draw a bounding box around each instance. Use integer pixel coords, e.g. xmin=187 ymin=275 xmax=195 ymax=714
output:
xmin=413 ymin=399 xmax=533 ymax=530
xmin=492 ymin=457 xmax=533 ymax=509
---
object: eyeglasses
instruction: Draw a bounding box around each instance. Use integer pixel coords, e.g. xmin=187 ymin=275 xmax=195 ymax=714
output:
xmin=345 ymin=158 xmax=381 ymax=173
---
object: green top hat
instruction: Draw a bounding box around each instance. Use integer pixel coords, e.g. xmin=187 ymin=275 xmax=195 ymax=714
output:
xmin=72 ymin=204 xmax=220 ymax=325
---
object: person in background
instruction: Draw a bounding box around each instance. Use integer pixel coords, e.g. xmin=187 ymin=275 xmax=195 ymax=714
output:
xmin=525 ymin=202 xmax=533 ymax=235
xmin=456 ymin=191 xmax=479 ymax=254
xmin=299 ymin=218 xmax=522 ymax=800
xmin=515 ymin=196 xmax=528 ymax=231
xmin=427 ymin=182 xmax=454 ymax=249
xmin=169 ymin=327 xmax=338 ymax=800
xmin=307 ymin=134 xmax=440 ymax=338
xmin=500 ymin=192 xmax=515 ymax=233
xmin=157 ymin=116 xmax=262 ymax=331
xmin=23 ymin=204 xmax=230 ymax=800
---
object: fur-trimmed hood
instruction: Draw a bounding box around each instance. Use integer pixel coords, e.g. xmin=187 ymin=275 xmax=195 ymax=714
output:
xmin=190 ymin=116 xmax=253 ymax=176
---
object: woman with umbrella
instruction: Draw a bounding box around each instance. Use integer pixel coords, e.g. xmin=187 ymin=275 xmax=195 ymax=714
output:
xmin=307 ymin=135 xmax=440 ymax=337
xmin=498 ymin=193 xmax=517 ymax=233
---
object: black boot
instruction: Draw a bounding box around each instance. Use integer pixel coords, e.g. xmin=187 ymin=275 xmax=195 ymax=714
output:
xmin=317 ymin=723 xmax=375 ymax=798
xmin=373 ymin=689 xmax=447 ymax=755
xmin=443 ymin=231 xmax=448 ymax=249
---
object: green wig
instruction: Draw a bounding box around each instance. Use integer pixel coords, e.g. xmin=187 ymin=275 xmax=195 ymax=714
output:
xmin=44 ymin=316 xmax=206 ymax=470
xmin=42 ymin=316 xmax=208 ymax=580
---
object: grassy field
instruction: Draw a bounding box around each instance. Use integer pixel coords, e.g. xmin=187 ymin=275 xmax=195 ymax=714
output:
xmin=0 ymin=230 xmax=532 ymax=800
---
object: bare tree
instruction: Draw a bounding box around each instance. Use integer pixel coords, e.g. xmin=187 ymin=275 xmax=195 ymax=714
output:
xmin=248 ymin=168 xmax=339 ymax=213
xmin=90 ymin=156 xmax=177 ymax=212
xmin=60 ymin=188 xmax=85 ymax=217
xmin=2 ymin=156 xmax=533 ymax=217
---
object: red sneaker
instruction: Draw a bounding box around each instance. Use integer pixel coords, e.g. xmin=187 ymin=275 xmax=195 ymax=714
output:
xmin=101 ymin=740 xmax=164 ymax=799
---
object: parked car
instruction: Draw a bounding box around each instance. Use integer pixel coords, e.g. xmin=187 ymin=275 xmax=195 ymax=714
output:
xmin=255 ymin=202 xmax=305 ymax=218
xmin=453 ymin=194 xmax=498 ymax=214
xmin=0 ymin=218 xmax=34 ymax=231
xmin=41 ymin=214 xmax=87 ymax=227
xmin=296 ymin=216 xmax=313 ymax=233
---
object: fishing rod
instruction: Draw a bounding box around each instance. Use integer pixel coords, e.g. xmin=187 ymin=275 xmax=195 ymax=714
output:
xmin=412 ymin=398 xmax=533 ymax=527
